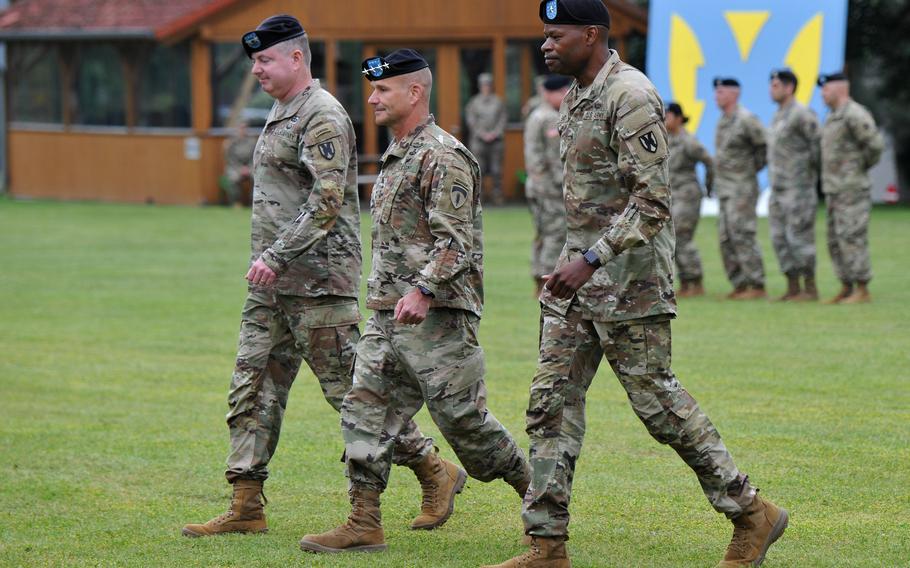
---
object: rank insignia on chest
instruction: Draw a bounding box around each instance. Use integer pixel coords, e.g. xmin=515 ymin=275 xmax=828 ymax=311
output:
xmin=451 ymin=184 xmax=469 ymax=209
xmin=318 ymin=141 xmax=336 ymax=160
xmin=639 ymin=131 xmax=659 ymax=153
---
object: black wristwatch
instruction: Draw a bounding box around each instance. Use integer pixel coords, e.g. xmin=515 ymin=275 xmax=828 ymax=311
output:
xmin=581 ymin=249 xmax=602 ymax=268
xmin=416 ymin=285 xmax=435 ymax=298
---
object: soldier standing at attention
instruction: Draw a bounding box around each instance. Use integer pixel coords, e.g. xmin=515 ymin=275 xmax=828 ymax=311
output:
xmin=221 ymin=121 xmax=258 ymax=206
xmin=714 ymin=77 xmax=769 ymax=300
xmin=182 ymin=16 xmax=456 ymax=538
xmin=768 ymin=69 xmax=821 ymax=301
xmin=817 ymin=72 xmax=883 ymax=304
xmin=466 ymin=72 xmax=507 ymax=204
xmin=525 ymin=75 xmax=571 ymax=296
xmin=299 ymin=49 xmax=530 ymax=554
xmin=665 ymin=102 xmax=713 ymax=298
xmin=483 ymin=2 xmax=788 ymax=567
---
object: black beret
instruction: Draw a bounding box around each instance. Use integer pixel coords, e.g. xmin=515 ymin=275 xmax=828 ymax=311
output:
xmin=242 ymin=15 xmax=306 ymax=58
xmin=665 ymin=102 xmax=689 ymax=123
xmin=539 ymin=0 xmax=611 ymax=28
xmin=362 ymin=49 xmax=429 ymax=81
xmin=543 ymin=75 xmax=573 ymax=91
xmin=713 ymin=76 xmax=741 ymax=88
xmin=817 ymin=72 xmax=847 ymax=86
xmin=770 ymin=68 xmax=798 ymax=86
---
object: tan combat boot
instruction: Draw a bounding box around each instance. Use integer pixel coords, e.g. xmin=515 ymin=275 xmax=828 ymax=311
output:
xmin=408 ymin=450 xmax=467 ymax=530
xmin=687 ymin=278 xmax=705 ymax=297
xmin=777 ymin=274 xmax=800 ymax=301
xmin=716 ymin=494 xmax=788 ymax=567
xmin=726 ymin=285 xmax=748 ymax=299
xmin=736 ymin=285 xmax=768 ymax=300
xmin=840 ymin=282 xmax=871 ymax=304
xmin=677 ymin=280 xmax=691 ymax=298
xmin=794 ymin=275 xmax=818 ymax=301
xmin=482 ymin=536 xmax=571 ymax=568
xmin=182 ymin=479 xmax=268 ymax=537
xmin=824 ymin=282 xmax=853 ymax=304
xmin=299 ymin=486 xmax=387 ymax=554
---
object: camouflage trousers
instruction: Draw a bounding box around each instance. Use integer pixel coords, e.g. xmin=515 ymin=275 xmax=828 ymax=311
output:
xmin=826 ymin=189 xmax=873 ymax=284
xmin=528 ymin=187 xmax=567 ymax=278
xmin=718 ymin=189 xmax=765 ymax=288
xmin=224 ymin=290 xmax=433 ymax=483
xmin=769 ymin=185 xmax=817 ymax=277
xmin=342 ymin=309 xmax=528 ymax=491
xmin=671 ymin=182 xmax=704 ymax=281
xmin=522 ymin=303 xmax=755 ymax=538
xmin=471 ymin=138 xmax=504 ymax=199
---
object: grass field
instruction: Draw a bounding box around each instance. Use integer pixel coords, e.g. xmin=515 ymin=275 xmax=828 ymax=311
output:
xmin=1 ymin=198 xmax=908 ymax=567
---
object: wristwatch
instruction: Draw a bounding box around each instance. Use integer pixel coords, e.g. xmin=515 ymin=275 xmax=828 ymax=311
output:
xmin=581 ymin=249 xmax=602 ymax=268
xmin=416 ymin=285 xmax=435 ymax=298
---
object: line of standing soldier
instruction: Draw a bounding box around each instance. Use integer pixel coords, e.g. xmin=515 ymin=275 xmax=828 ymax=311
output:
xmin=660 ymin=71 xmax=882 ymax=304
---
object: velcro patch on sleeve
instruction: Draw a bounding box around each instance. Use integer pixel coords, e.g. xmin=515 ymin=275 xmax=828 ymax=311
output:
xmin=618 ymin=106 xmax=667 ymax=165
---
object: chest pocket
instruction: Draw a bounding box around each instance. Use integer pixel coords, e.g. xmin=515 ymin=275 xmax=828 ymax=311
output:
xmin=377 ymin=165 xmax=423 ymax=237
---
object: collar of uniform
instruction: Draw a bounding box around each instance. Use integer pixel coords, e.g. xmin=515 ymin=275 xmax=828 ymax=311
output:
xmin=381 ymin=114 xmax=436 ymax=163
xmin=266 ymin=80 xmax=320 ymax=125
xmin=567 ymin=49 xmax=621 ymax=113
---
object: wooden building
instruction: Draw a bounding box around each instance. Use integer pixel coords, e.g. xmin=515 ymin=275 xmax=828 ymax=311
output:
xmin=0 ymin=0 xmax=647 ymax=205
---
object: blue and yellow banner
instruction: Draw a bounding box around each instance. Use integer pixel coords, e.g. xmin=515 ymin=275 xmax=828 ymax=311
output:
xmin=646 ymin=0 xmax=848 ymax=155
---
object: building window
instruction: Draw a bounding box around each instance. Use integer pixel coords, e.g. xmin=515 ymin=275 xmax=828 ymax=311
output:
xmin=9 ymin=44 xmax=62 ymax=124
xmin=505 ymin=40 xmax=549 ymax=124
xmin=73 ymin=44 xmax=126 ymax=126
xmin=138 ymin=42 xmax=191 ymax=128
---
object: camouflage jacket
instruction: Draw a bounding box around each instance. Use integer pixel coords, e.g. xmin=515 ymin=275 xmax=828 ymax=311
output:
xmin=524 ymin=103 xmax=563 ymax=200
xmin=714 ymin=105 xmax=767 ymax=198
xmin=768 ymin=101 xmax=820 ymax=190
xmin=367 ymin=115 xmax=484 ymax=317
xmin=465 ymin=93 xmax=506 ymax=142
xmin=668 ymin=129 xmax=714 ymax=196
xmin=540 ymin=50 xmax=677 ymax=323
xmin=821 ymin=99 xmax=883 ymax=194
xmin=223 ymin=131 xmax=258 ymax=181
xmin=250 ymin=80 xmax=361 ymax=298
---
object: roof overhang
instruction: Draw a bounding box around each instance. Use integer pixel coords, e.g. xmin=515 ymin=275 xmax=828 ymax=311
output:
xmin=0 ymin=28 xmax=154 ymax=41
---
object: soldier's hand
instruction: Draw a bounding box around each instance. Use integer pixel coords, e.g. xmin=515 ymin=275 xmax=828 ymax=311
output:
xmin=246 ymin=258 xmax=277 ymax=286
xmin=544 ymin=258 xmax=597 ymax=299
xmin=394 ymin=289 xmax=432 ymax=325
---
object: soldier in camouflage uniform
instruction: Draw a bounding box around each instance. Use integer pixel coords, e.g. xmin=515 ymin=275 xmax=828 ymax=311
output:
xmin=299 ymin=49 xmax=530 ymax=555
xmin=466 ymin=72 xmax=507 ymax=204
xmin=522 ymin=75 xmax=547 ymax=121
xmin=182 ymin=17 xmax=450 ymax=539
xmin=220 ymin=122 xmax=258 ymax=206
xmin=665 ymin=102 xmax=713 ymax=298
xmin=484 ymin=3 xmax=788 ymax=567
xmin=768 ymin=69 xmax=821 ymax=301
xmin=714 ymin=77 xmax=769 ymax=300
xmin=524 ymin=75 xmax=571 ymax=295
xmin=818 ymin=72 xmax=883 ymax=304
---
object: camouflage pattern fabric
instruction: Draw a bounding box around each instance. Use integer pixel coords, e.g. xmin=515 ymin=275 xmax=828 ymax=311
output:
xmin=539 ymin=50 xmax=677 ymax=323
xmin=768 ymin=101 xmax=820 ymax=277
xmin=714 ymin=105 xmax=768 ymax=288
xmin=225 ymin=291 xmax=432 ymax=482
xmin=222 ymin=132 xmax=258 ymax=204
xmin=465 ymin=93 xmax=507 ymax=198
xmin=344 ymin=115 xmax=527 ymax=490
xmin=668 ymin=129 xmax=714 ymax=282
xmin=342 ymin=310 xmax=528 ymax=491
xmin=821 ymin=99 xmax=882 ymax=284
xmin=524 ymin=102 xmax=567 ymax=278
xmin=250 ymin=80 xmax=362 ymax=298
xmin=522 ymin=304 xmax=755 ymax=537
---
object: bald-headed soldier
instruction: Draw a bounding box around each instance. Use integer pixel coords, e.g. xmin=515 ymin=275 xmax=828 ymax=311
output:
xmin=484 ymin=2 xmax=788 ymax=567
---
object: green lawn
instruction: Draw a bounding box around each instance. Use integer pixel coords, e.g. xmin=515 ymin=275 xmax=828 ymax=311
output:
xmin=1 ymin=199 xmax=908 ymax=567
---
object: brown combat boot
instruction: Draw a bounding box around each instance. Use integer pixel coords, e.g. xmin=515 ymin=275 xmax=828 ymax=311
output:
xmin=777 ymin=274 xmax=801 ymax=301
xmin=824 ymin=282 xmax=853 ymax=304
xmin=793 ymin=275 xmax=818 ymax=301
xmin=840 ymin=282 xmax=871 ymax=304
xmin=726 ymin=284 xmax=748 ymax=299
xmin=716 ymin=494 xmax=788 ymax=567
xmin=182 ymin=479 xmax=268 ymax=537
xmin=688 ymin=278 xmax=705 ymax=297
xmin=677 ymin=279 xmax=691 ymax=298
xmin=408 ymin=450 xmax=467 ymax=530
xmin=482 ymin=536 xmax=571 ymax=568
xmin=299 ymin=486 xmax=387 ymax=553
xmin=736 ymin=285 xmax=768 ymax=300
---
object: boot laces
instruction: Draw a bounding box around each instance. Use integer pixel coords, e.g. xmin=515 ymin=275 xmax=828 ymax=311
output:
xmin=726 ymin=520 xmax=752 ymax=558
xmin=418 ymin=462 xmax=442 ymax=511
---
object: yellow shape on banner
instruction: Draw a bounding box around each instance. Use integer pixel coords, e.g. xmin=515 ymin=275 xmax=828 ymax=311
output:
xmin=785 ymin=13 xmax=824 ymax=105
xmin=669 ymin=13 xmax=705 ymax=133
xmin=724 ymin=11 xmax=771 ymax=61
